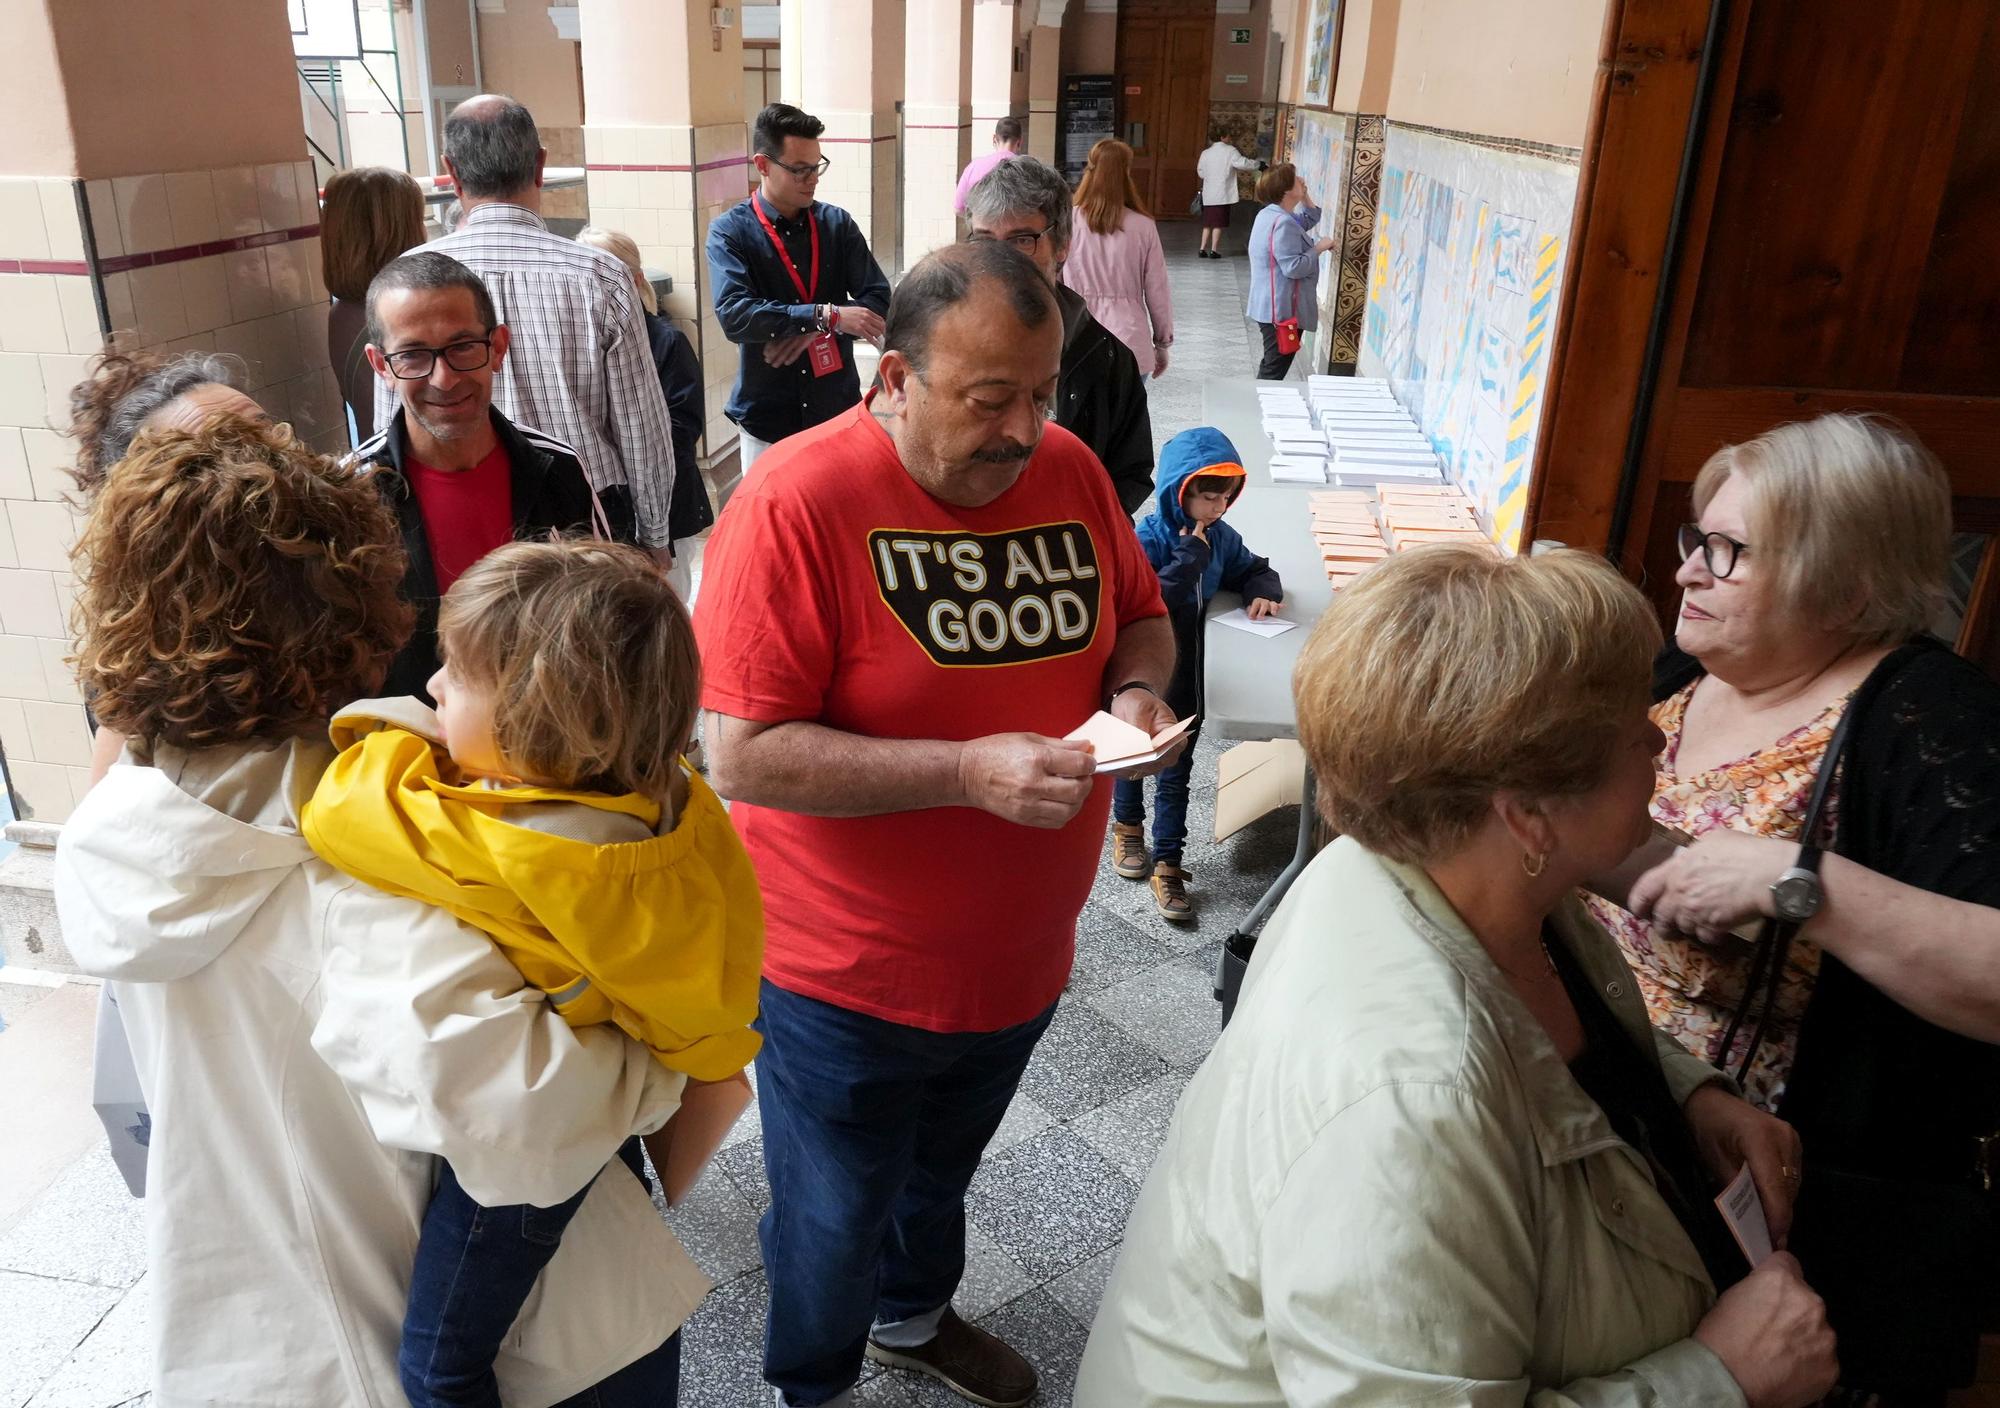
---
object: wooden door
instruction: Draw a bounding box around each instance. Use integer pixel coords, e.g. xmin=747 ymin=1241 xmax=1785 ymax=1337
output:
xmin=1117 ymin=1 xmax=1215 ymax=218
xmin=1531 ymin=0 xmax=2000 ymax=671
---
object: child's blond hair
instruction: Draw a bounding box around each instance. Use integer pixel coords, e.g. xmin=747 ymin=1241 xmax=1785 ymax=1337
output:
xmin=438 ymin=539 xmax=698 ymax=802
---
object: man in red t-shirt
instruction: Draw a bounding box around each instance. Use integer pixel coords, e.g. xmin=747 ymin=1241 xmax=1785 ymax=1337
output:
xmin=353 ymin=251 xmax=611 ymax=699
xmin=695 ymin=242 xmax=1178 ymax=1408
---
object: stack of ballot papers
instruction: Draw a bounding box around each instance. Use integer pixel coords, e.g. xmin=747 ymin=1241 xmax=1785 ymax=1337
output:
xmin=1065 ymin=710 xmax=1199 ymax=774
xmin=1307 ymin=490 xmax=1388 ymax=591
xmin=1306 ymin=378 xmax=1443 ymax=485
xmin=1378 ymin=485 xmax=1499 ymax=554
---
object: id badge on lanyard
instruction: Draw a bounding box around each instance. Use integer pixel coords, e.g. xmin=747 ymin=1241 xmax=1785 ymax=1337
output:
xmin=754 ymin=194 xmax=844 ymax=379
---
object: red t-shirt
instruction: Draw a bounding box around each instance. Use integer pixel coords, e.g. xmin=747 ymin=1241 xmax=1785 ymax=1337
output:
xmin=406 ymin=442 xmax=514 ymax=594
xmin=694 ymin=401 xmax=1165 ymax=1033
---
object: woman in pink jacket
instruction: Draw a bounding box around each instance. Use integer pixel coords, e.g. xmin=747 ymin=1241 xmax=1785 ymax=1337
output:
xmin=1062 ymin=139 xmax=1174 ymax=380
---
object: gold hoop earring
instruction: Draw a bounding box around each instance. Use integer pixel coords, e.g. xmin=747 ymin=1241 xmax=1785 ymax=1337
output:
xmin=1522 ymin=850 xmax=1549 ymax=879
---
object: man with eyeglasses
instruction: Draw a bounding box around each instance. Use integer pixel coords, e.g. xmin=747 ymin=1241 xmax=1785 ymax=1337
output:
xmin=965 ymin=156 xmax=1155 ymax=515
xmin=355 ymin=251 xmax=611 ymax=700
xmin=707 ymin=102 xmax=892 ymax=473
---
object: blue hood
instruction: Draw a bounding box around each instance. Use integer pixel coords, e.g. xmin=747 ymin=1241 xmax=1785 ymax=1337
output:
xmin=1147 ymin=427 xmax=1247 ymax=538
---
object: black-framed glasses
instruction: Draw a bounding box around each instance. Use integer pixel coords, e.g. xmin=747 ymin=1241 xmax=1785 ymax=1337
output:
xmin=380 ymin=337 xmax=493 ymax=380
xmin=1677 ymin=522 xmax=1750 ymax=579
xmin=967 ymin=226 xmax=1051 ymax=253
xmin=770 ymin=156 xmax=831 ymax=179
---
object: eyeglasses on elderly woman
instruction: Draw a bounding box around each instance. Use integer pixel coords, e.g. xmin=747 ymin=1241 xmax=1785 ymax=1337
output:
xmin=1677 ymin=523 xmax=1750 ymax=579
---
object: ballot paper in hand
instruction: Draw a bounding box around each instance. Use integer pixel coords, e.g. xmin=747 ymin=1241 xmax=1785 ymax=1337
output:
xmin=1715 ymin=1165 xmax=1775 ymax=1268
xmin=1065 ymin=710 xmax=1199 ymax=774
xmin=1212 ymin=607 xmax=1298 ymax=638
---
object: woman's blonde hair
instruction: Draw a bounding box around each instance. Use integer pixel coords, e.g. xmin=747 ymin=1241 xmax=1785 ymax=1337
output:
xmin=321 ymin=167 xmax=427 ymax=303
xmin=1073 ymin=139 xmax=1149 ymax=235
xmin=438 ymin=540 xmax=697 ymax=802
xmin=72 ymin=418 xmax=413 ymax=748
xmin=1254 ymin=161 xmax=1296 ymax=207
xmin=1294 ymin=545 xmax=1661 ymax=864
xmin=1693 ymin=412 xmax=1951 ymax=648
xmin=577 ymin=226 xmax=657 ymax=315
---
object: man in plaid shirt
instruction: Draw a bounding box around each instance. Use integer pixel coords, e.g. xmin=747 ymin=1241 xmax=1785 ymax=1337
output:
xmin=377 ymin=95 xmax=676 ymax=562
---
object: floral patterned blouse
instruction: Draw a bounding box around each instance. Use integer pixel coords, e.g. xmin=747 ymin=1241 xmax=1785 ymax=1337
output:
xmin=1585 ymin=680 xmax=1851 ymax=1110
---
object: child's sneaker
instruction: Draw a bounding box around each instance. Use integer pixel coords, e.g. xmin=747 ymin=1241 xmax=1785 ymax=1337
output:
xmin=1112 ymin=823 xmax=1149 ymax=880
xmin=1151 ymin=863 xmax=1195 ymax=922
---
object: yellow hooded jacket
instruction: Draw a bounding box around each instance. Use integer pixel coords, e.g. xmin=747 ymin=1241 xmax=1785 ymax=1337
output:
xmin=302 ymin=699 xmax=763 ymax=1081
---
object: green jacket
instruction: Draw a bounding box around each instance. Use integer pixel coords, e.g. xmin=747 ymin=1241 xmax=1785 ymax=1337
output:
xmin=1076 ymin=836 xmax=1746 ymax=1407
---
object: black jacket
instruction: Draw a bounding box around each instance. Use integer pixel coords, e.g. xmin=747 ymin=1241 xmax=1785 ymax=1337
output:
xmin=1056 ymin=284 xmax=1155 ymax=516
xmin=353 ymin=407 xmax=614 ymax=701
xmin=646 ymin=311 xmax=713 ymax=543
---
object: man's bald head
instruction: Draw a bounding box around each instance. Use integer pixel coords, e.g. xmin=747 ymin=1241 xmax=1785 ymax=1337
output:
xmin=443 ymin=94 xmax=543 ymax=200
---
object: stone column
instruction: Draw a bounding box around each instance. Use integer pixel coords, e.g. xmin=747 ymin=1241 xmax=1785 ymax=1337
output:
xmin=904 ymin=0 xmax=975 ymax=263
xmin=1025 ymin=23 xmax=1063 ymax=166
xmin=578 ymin=0 xmax=746 ymax=471
xmin=971 ymin=0 xmax=1026 ymax=141
xmin=784 ymin=0 xmax=904 ymax=273
xmin=0 ymin=0 xmax=339 ymax=825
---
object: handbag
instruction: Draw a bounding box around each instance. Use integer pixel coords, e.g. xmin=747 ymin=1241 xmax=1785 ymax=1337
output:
xmin=1720 ymin=641 xmax=2000 ymax=1392
xmin=1269 ymin=226 xmax=1302 ymax=356
xmin=1188 ymin=190 xmax=1202 ymax=217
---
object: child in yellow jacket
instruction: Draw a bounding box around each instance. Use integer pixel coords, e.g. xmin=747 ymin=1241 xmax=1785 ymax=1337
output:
xmin=303 ymin=539 xmax=762 ymax=1408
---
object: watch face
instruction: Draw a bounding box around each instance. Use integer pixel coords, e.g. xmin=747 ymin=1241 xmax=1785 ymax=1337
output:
xmin=1773 ymin=870 xmax=1822 ymax=922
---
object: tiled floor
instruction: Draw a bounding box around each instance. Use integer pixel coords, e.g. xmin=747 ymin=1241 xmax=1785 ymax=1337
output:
xmin=0 ymin=217 xmax=1299 ymax=1408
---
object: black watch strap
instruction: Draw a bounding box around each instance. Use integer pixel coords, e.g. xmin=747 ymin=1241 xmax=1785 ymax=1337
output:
xmin=1105 ymin=679 xmax=1157 ymax=709
xmin=1795 ymin=842 xmax=1824 ymax=874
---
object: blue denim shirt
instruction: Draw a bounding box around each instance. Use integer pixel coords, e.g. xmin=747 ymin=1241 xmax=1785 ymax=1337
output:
xmin=704 ymin=195 xmax=891 ymax=443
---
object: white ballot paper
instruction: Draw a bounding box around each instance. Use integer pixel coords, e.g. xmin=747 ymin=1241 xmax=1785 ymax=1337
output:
xmin=1715 ymin=1165 xmax=1774 ymax=1267
xmin=1212 ymin=607 xmax=1298 ymax=638
xmin=1065 ymin=710 xmax=1199 ymax=774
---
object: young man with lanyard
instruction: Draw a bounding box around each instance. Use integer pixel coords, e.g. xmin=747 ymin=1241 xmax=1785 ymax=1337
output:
xmin=707 ymin=103 xmax=893 ymax=473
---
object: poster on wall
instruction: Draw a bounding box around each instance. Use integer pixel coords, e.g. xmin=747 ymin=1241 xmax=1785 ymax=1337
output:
xmin=1288 ymin=109 xmax=1348 ymax=371
xmin=1302 ymin=0 xmax=1339 ymax=108
xmin=1360 ymin=124 xmax=1578 ymax=554
xmin=1060 ymin=75 xmax=1118 ymax=184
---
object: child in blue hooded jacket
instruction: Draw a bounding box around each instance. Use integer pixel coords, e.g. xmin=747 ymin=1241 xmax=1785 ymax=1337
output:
xmin=1116 ymin=427 xmax=1282 ymax=919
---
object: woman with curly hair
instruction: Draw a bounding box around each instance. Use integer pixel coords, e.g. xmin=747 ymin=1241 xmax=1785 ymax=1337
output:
xmin=65 ymin=345 xmax=266 ymax=498
xmin=54 ymin=419 xmax=704 ymax=1407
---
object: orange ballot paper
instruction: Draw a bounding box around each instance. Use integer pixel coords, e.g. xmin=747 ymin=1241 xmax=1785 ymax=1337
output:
xmin=1065 ymin=710 xmax=1199 ymax=775
xmin=1715 ymin=1165 xmax=1774 ymax=1267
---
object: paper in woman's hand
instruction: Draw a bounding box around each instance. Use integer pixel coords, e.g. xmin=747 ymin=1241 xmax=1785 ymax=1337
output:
xmin=1065 ymin=711 xmax=1199 ymax=775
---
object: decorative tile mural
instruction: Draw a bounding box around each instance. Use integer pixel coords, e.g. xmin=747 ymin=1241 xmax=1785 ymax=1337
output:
xmin=1330 ymin=113 xmax=1383 ymax=371
xmin=1361 ymin=124 xmax=1578 ymax=553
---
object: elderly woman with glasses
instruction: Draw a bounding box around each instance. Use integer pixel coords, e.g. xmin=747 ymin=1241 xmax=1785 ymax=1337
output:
xmin=1589 ymin=413 xmax=2000 ymax=1404
xmin=1077 ymin=545 xmax=1837 ymax=1408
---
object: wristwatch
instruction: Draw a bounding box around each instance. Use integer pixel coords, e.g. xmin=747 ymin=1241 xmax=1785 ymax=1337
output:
xmin=1105 ymin=679 xmax=1159 ymax=710
xmin=1769 ymin=844 xmax=1826 ymax=924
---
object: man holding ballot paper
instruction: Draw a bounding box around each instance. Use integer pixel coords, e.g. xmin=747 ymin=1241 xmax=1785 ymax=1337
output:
xmin=694 ymin=241 xmax=1177 ymax=1408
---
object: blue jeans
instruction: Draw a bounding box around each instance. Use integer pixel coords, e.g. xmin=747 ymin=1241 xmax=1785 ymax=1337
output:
xmin=401 ymin=1139 xmax=681 ymax=1408
xmin=1112 ymin=724 xmax=1201 ymax=865
xmin=755 ymin=979 xmax=1057 ymax=1407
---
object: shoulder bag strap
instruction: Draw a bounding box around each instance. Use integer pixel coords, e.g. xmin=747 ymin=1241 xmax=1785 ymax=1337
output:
xmin=1716 ymin=640 xmax=1932 ymax=1082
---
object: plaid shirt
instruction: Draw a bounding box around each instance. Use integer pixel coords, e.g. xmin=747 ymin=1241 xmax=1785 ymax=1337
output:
xmin=375 ymin=203 xmax=676 ymax=546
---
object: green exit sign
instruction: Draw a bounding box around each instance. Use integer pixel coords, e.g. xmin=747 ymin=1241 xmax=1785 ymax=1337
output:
xmin=1230 ymin=27 xmax=1252 ymax=43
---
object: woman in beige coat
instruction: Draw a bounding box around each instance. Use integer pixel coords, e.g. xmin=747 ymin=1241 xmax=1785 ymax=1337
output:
xmin=1076 ymin=545 xmax=1839 ymax=1408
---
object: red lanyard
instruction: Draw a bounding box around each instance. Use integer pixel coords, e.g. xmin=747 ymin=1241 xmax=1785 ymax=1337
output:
xmin=751 ymin=193 xmax=819 ymax=303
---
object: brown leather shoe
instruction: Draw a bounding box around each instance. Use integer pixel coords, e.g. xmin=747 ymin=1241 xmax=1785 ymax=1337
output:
xmin=1111 ymin=822 xmax=1149 ymax=879
xmin=865 ymin=1307 xmax=1037 ymax=1407
xmin=1151 ymin=863 xmax=1195 ymax=921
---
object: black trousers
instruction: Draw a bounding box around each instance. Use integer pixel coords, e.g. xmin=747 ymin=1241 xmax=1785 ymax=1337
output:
xmin=1256 ymin=322 xmax=1298 ymax=381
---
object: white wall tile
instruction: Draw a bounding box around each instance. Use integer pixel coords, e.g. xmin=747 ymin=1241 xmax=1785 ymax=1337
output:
xmin=99 ymin=272 xmax=136 ymax=340
xmin=0 ymin=428 xmax=27 ymax=500
xmin=9 ymin=498 xmax=75 ymax=572
xmin=112 ymin=175 xmax=174 ymax=256
xmin=127 ymin=264 xmax=189 ymax=345
xmin=36 ymin=637 xmax=80 ymax=704
xmin=212 ymin=320 xmax=263 ymax=385
xmin=252 ymin=311 xmax=305 ymax=385
xmin=55 ymin=274 xmax=104 ymax=355
xmin=38 ymin=180 xmax=83 ymax=262
xmin=292 ymin=302 xmax=332 ymax=370
xmin=83 ymin=180 xmax=123 ymax=259
xmin=178 ymin=255 xmax=233 ymax=334
xmin=0 ymin=181 xmax=49 ymax=261
xmin=265 ymin=240 xmax=314 ymax=311
xmin=9 ymin=757 xmax=73 ymax=821
xmin=0 ymin=352 xmax=45 ymax=425
xmin=0 ymin=567 xmax=61 ymax=636
xmin=0 ymin=274 xmax=66 ymax=355
xmin=0 ymin=694 xmax=29 ymax=762
xmin=38 ymin=353 xmax=91 ymax=426
xmin=0 ymin=503 xmax=15 ymax=569
xmin=48 ymin=567 xmax=73 ymax=625
xmin=255 ymin=163 xmax=301 ymax=233
xmin=0 ymin=631 xmax=47 ymax=699
xmin=212 ymin=166 xmax=263 ymax=238
xmin=21 ymin=698 xmax=88 ymax=767
xmin=165 ymin=171 xmax=220 ymax=248
xmin=223 ymin=248 xmax=276 ymax=324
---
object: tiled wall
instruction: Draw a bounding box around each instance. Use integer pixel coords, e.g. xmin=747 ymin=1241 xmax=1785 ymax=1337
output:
xmin=813 ymin=109 xmax=899 ymax=268
xmin=542 ymin=126 xmax=588 ymax=221
xmin=0 ymin=160 xmax=336 ymax=824
xmin=585 ymin=120 xmax=751 ymax=469
xmin=904 ymin=107 xmax=970 ymax=264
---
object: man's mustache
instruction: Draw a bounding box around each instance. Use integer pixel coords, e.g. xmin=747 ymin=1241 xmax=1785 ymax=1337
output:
xmin=970 ymin=443 xmax=1033 ymax=465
